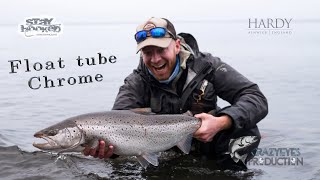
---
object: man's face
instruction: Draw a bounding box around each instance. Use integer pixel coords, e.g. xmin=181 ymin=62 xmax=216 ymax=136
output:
xmin=141 ymin=39 xmax=181 ymax=81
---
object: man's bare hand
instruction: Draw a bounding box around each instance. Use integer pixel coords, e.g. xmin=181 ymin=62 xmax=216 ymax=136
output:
xmin=194 ymin=113 xmax=232 ymax=142
xmin=83 ymin=140 xmax=114 ymax=159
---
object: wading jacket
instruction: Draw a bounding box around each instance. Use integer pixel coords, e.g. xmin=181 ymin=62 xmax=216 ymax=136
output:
xmin=112 ymin=34 xmax=268 ymax=138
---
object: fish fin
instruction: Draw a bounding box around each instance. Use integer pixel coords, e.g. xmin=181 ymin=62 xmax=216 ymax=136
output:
xmin=232 ymin=155 xmax=240 ymax=163
xmin=231 ymin=152 xmax=248 ymax=164
xmin=137 ymin=153 xmax=159 ymax=168
xmin=142 ymin=153 xmax=159 ymax=166
xmin=136 ymin=156 xmax=150 ymax=169
xmin=183 ymin=111 xmax=193 ymax=117
xmin=229 ymin=139 xmax=235 ymax=146
xmin=176 ymin=134 xmax=193 ymax=154
xmin=232 ymin=151 xmax=248 ymax=164
xmin=130 ymin=108 xmax=156 ymax=115
xmin=240 ymin=153 xmax=248 ymax=164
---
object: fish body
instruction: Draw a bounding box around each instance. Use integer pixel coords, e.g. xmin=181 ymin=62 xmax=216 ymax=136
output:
xmin=33 ymin=110 xmax=200 ymax=167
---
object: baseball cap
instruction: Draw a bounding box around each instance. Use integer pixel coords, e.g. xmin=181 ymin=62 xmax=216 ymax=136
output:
xmin=135 ymin=17 xmax=177 ymax=52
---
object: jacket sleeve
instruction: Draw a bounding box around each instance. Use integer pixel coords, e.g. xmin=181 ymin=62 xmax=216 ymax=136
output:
xmin=210 ymin=56 xmax=268 ymax=130
xmin=112 ymin=70 xmax=149 ymax=110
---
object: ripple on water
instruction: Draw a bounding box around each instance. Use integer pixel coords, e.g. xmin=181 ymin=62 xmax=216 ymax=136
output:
xmin=0 ymin=146 xmax=263 ymax=180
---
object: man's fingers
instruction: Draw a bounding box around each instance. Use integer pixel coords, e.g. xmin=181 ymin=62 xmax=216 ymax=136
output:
xmin=98 ymin=141 xmax=106 ymax=159
xmin=104 ymin=145 xmax=114 ymax=159
xmin=193 ymin=130 xmax=201 ymax=137
xmin=195 ymin=136 xmax=209 ymax=142
xmin=194 ymin=133 xmax=205 ymax=140
xmin=82 ymin=140 xmax=113 ymax=159
xmin=99 ymin=140 xmax=106 ymax=151
xmin=90 ymin=148 xmax=97 ymax=156
xmin=194 ymin=113 xmax=208 ymax=119
xmin=194 ymin=129 xmax=214 ymax=142
xmin=83 ymin=147 xmax=90 ymax=156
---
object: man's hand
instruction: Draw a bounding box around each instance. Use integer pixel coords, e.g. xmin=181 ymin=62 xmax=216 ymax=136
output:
xmin=194 ymin=113 xmax=232 ymax=142
xmin=83 ymin=140 xmax=114 ymax=159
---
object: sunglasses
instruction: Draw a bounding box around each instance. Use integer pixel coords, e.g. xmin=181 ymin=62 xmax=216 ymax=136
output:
xmin=134 ymin=27 xmax=175 ymax=43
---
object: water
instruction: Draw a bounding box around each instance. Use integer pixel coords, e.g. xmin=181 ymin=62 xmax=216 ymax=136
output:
xmin=0 ymin=20 xmax=319 ymax=179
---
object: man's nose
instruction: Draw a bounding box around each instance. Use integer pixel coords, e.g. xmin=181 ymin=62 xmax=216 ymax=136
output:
xmin=151 ymin=51 xmax=161 ymax=63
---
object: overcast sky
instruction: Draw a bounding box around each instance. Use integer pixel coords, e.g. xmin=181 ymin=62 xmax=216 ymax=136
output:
xmin=0 ymin=0 xmax=319 ymax=24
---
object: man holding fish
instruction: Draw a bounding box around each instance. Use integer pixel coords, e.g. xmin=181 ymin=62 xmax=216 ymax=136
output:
xmin=82 ymin=17 xmax=268 ymax=170
xmin=31 ymin=17 xmax=267 ymax=170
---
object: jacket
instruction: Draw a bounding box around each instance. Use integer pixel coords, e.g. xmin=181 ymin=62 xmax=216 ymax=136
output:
xmin=112 ymin=34 xmax=268 ymax=132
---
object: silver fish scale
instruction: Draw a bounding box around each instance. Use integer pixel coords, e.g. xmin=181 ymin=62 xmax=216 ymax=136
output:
xmin=71 ymin=110 xmax=200 ymax=156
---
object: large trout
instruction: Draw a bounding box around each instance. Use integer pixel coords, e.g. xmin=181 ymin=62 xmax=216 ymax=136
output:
xmin=33 ymin=109 xmax=201 ymax=168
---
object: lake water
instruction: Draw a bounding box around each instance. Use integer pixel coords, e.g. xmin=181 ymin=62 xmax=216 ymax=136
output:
xmin=0 ymin=20 xmax=319 ymax=180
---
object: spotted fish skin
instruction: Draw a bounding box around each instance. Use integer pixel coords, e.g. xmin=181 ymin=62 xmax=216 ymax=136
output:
xmin=33 ymin=110 xmax=201 ymax=168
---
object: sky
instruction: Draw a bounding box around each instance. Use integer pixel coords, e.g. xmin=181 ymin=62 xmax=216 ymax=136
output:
xmin=0 ymin=0 xmax=319 ymax=25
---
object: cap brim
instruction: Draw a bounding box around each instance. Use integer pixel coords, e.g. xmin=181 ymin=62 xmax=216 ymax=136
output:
xmin=136 ymin=38 xmax=172 ymax=53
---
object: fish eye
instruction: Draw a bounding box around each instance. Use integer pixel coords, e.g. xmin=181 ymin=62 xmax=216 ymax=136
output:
xmin=47 ymin=130 xmax=57 ymax=136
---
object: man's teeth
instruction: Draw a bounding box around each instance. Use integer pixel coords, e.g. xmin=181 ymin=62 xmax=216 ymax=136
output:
xmin=154 ymin=64 xmax=165 ymax=69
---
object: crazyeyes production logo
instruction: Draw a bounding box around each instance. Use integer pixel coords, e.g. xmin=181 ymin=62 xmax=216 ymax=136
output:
xmin=225 ymin=136 xmax=304 ymax=166
xmin=19 ymin=17 xmax=62 ymax=37
xmin=248 ymin=147 xmax=303 ymax=166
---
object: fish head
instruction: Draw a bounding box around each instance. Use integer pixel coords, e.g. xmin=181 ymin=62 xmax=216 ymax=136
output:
xmin=33 ymin=120 xmax=85 ymax=152
xmin=230 ymin=136 xmax=258 ymax=152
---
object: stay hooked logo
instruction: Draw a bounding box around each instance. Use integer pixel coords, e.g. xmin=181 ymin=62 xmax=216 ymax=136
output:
xmin=19 ymin=17 xmax=62 ymax=38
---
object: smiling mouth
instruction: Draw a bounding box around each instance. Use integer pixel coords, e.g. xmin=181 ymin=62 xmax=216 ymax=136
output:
xmin=153 ymin=63 xmax=166 ymax=71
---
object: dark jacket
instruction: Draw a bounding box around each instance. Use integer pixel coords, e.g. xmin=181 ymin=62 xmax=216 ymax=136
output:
xmin=112 ymin=35 xmax=268 ymax=132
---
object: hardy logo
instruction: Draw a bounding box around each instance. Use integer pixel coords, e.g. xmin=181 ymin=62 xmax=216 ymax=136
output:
xmin=249 ymin=18 xmax=292 ymax=29
xmin=247 ymin=18 xmax=293 ymax=35
xmin=19 ymin=17 xmax=62 ymax=37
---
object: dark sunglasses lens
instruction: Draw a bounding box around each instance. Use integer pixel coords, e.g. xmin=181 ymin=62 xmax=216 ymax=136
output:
xmin=135 ymin=31 xmax=147 ymax=42
xmin=150 ymin=28 xmax=166 ymax=38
